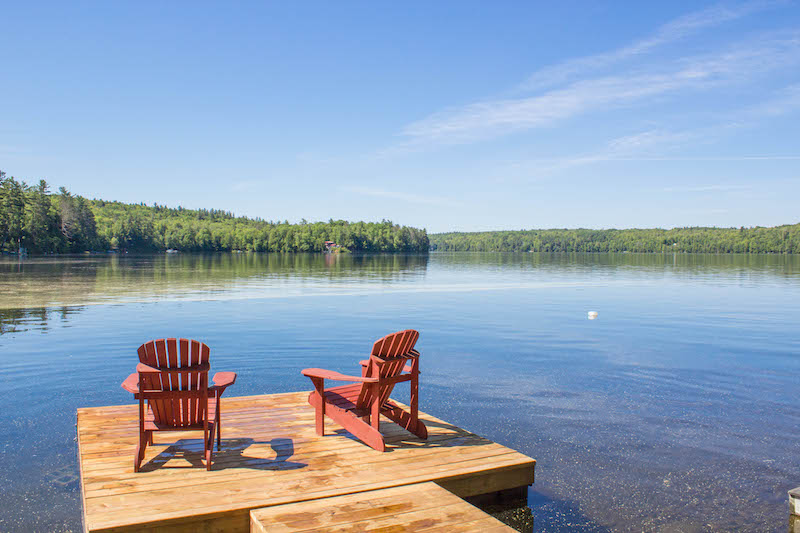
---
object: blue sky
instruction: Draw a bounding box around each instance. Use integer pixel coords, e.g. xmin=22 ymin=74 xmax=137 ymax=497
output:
xmin=2 ymin=1 xmax=799 ymax=232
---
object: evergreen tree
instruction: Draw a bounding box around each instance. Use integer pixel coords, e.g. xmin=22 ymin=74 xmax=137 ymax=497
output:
xmin=0 ymin=173 xmax=28 ymax=252
xmin=74 ymin=195 xmax=99 ymax=250
xmin=24 ymin=180 xmax=59 ymax=252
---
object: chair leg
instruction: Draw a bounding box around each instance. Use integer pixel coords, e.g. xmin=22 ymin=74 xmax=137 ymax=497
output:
xmin=370 ymin=396 xmax=380 ymax=432
xmin=135 ymin=398 xmax=147 ymax=472
xmin=215 ymin=395 xmax=222 ymax=450
xmin=314 ymin=392 xmax=325 ymax=436
xmin=325 ymin=405 xmax=386 ymax=452
xmin=134 ymin=432 xmax=147 ymax=472
xmin=147 ymin=431 xmax=153 ymax=445
xmin=205 ymin=427 xmax=213 ymax=471
xmin=307 ymin=380 xmax=326 ymax=437
xmin=410 ymin=374 xmax=420 ymax=423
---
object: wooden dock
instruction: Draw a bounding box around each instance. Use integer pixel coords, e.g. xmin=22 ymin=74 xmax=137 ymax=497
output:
xmin=77 ymin=391 xmax=535 ymax=532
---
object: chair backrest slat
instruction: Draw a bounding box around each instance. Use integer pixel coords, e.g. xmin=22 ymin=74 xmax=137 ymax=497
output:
xmin=167 ymin=338 xmax=179 ymax=388
xmin=137 ymin=338 xmax=211 ymax=428
xmin=156 ymin=339 xmax=175 ymax=424
xmin=179 ymin=338 xmax=190 ymax=423
xmin=139 ymin=341 xmax=164 ymax=423
xmin=356 ymin=330 xmax=419 ymax=410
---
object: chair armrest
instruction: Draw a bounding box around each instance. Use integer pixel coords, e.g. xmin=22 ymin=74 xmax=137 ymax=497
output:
xmin=210 ymin=371 xmax=237 ymax=396
xmin=121 ymin=373 xmax=139 ymax=393
xmin=212 ymin=371 xmax=237 ymax=388
xmin=136 ymin=363 xmax=161 ymax=374
xmin=301 ymin=368 xmax=379 ymax=383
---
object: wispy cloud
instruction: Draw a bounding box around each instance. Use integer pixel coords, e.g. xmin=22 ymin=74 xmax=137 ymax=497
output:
xmin=398 ymin=31 xmax=800 ymax=148
xmin=662 ymin=184 xmax=752 ymax=192
xmin=605 ymin=130 xmax=696 ymax=154
xmin=498 ymin=92 xmax=800 ymax=179
xmin=519 ymin=1 xmax=778 ymax=92
xmin=343 ymin=186 xmax=462 ymax=207
xmin=511 ymin=129 xmax=697 ymax=175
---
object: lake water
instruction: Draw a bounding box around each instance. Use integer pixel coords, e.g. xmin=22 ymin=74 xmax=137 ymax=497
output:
xmin=1 ymin=252 xmax=798 ymax=532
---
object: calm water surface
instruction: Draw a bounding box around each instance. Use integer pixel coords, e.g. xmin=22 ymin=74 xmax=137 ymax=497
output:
xmin=1 ymin=252 xmax=798 ymax=532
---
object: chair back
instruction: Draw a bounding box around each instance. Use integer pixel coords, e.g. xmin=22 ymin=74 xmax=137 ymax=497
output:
xmin=137 ymin=339 xmax=210 ymax=428
xmin=356 ymin=329 xmax=419 ymax=409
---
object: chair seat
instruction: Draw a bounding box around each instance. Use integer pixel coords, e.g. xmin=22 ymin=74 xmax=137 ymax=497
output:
xmin=324 ymin=384 xmax=396 ymax=417
xmin=144 ymin=402 xmax=217 ymax=431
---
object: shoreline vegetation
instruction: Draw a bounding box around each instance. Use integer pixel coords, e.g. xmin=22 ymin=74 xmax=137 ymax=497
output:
xmin=3 ymin=171 xmax=799 ymax=256
xmin=0 ymin=172 xmax=429 ymax=254
xmin=430 ymin=226 xmax=800 ymax=254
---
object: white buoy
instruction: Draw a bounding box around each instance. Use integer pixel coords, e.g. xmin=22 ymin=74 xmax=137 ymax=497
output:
xmin=587 ymin=311 xmax=598 ymax=320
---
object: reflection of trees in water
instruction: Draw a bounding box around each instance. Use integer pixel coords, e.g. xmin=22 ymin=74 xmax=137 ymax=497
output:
xmin=431 ymin=251 xmax=800 ymax=278
xmin=147 ymin=252 xmax=432 ymax=280
xmin=0 ymin=306 xmax=84 ymax=335
xmin=0 ymin=253 xmax=431 ymax=308
xmin=2 ymin=253 xmax=430 ymax=285
xmin=323 ymin=253 xmax=429 ymax=278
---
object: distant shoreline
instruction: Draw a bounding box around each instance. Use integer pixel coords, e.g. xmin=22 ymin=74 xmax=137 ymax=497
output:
xmin=3 ymin=249 xmax=800 ymax=259
xmin=429 ymin=224 xmax=800 ymax=254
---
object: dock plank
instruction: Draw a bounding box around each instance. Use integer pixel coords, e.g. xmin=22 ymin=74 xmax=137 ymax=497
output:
xmin=250 ymin=482 xmax=517 ymax=532
xmin=78 ymin=391 xmax=535 ymax=533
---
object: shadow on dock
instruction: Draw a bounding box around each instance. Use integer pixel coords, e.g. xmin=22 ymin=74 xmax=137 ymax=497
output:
xmin=139 ymin=437 xmax=307 ymax=472
xmin=330 ymin=417 xmax=491 ymax=452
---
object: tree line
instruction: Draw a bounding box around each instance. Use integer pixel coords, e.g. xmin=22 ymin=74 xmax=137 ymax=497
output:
xmin=429 ymin=226 xmax=800 ymax=254
xmin=0 ymin=171 xmax=429 ymax=253
xmin=6 ymin=169 xmax=797 ymax=255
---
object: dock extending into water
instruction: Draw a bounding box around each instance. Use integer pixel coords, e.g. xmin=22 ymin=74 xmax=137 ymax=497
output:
xmin=77 ymin=391 xmax=536 ymax=532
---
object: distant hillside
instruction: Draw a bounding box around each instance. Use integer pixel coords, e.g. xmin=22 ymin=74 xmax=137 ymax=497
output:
xmin=429 ymin=225 xmax=800 ymax=254
xmin=0 ymin=172 xmax=429 ymax=253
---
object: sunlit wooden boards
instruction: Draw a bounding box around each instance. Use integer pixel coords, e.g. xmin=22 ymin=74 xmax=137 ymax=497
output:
xmin=77 ymin=391 xmax=535 ymax=533
xmin=250 ymin=482 xmax=516 ymax=532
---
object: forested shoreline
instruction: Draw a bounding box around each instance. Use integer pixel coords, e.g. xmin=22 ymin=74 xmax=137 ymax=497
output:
xmin=0 ymin=172 xmax=429 ymax=253
xmin=430 ymin=225 xmax=800 ymax=254
xmin=4 ymin=170 xmax=799 ymax=255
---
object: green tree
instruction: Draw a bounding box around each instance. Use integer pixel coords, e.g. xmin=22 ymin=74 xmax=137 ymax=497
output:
xmin=25 ymin=180 xmax=60 ymax=252
xmin=0 ymin=174 xmax=28 ymax=252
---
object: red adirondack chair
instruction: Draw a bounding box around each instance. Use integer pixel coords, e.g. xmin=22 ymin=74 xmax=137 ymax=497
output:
xmin=120 ymin=339 xmax=236 ymax=472
xmin=302 ymin=329 xmax=427 ymax=452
